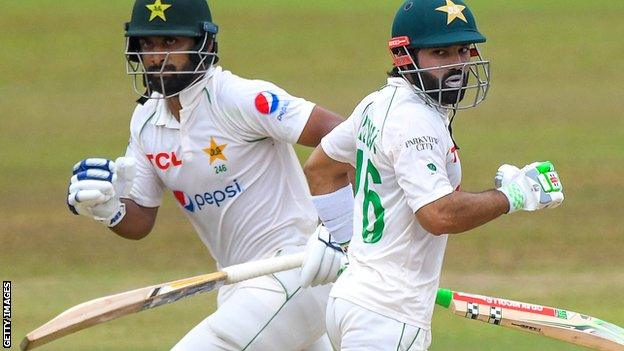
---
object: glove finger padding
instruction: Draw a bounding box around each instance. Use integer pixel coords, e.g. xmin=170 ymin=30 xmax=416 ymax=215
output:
xmin=494 ymin=164 xmax=520 ymax=188
xmin=73 ymin=158 xmax=115 ymax=174
xmin=312 ymin=249 xmax=341 ymax=286
xmin=71 ymin=169 xmax=116 ymax=183
xmin=300 ymin=225 xmax=347 ymax=288
xmin=113 ymin=157 xmax=136 ymax=197
xmin=300 ymin=231 xmax=327 ymax=288
xmin=66 ymin=157 xmax=135 ymax=227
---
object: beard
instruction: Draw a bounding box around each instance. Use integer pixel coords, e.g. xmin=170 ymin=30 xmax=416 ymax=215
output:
xmin=413 ymin=68 xmax=469 ymax=105
xmin=145 ymin=60 xmax=203 ymax=96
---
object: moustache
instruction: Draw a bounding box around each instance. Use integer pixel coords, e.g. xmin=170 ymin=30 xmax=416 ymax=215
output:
xmin=146 ymin=64 xmax=178 ymax=73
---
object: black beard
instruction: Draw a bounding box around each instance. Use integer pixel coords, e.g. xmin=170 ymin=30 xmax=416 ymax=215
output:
xmin=145 ymin=61 xmax=202 ymax=96
xmin=413 ymin=69 xmax=468 ymax=105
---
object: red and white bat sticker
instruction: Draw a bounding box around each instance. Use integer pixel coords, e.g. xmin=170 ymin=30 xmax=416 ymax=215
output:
xmin=454 ymin=292 xmax=558 ymax=317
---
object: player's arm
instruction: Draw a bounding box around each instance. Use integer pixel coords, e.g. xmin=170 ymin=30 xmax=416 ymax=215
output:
xmin=110 ymin=199 xmax=158 ymax=240
xmin=416 ymin=161 xmax=564 ymax=235
xmin=416 ymin=190 xmax=508 ymax=235
xmin=296 ymin=105 xmax=345 ymax=147
xmin=299 ymin=116 xmax=357 ymax=288
xmin=304 ymin=146 xmax=352 ymax=195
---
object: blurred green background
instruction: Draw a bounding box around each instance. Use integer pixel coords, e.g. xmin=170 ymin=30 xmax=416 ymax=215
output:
xmin=2 ymin=0 xmax=623 ymax=350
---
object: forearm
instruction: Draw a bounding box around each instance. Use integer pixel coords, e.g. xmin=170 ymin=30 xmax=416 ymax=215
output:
xmin=297 ymin=106 xmax=344 ymax=147
xmin=109 ymin=199 xmax=158 ymax=240
xmin=417 ymin=190 xmax=509 ymax=235
xmin=303 ymin=147 xmax=352 ymax=195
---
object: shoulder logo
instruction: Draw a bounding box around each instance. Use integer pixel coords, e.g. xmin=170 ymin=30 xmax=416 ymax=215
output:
xmin=435 ymin=0 xmax=467 ymax=25
xmin=146 ymin=0 xmax=172 ymax=22
xmin=254 ymin=91 xmax=280 ymax=115
xmin=173 ymin=191 xmax=195 ymax=212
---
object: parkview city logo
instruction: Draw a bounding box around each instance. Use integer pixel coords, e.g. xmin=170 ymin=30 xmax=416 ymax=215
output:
xmin=254 ymin=91 xmax=280 ymax=115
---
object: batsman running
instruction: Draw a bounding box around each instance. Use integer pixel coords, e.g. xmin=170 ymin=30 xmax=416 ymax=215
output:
xmin=65 ymin=0 xmax=344 ymax=349
xmin=299 ymin=0 xmax=565 ymax=350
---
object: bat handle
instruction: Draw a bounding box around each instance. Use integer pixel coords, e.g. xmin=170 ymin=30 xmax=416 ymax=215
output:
xmin=223 ymin=252 xmax=306 ymax=284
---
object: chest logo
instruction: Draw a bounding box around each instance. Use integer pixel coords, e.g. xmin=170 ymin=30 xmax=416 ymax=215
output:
xmin=146 ymin=152 xmax=183 ymax=170
xmin=435 ymin=0 xmax=467 ymax=25
xmin=203 ymin=137 xmax=227 ymax=165
xmin=173 ymin=191 xmax=195 ymax=212
xmin=145 ymin=0 xmax=172 ymax=22
xmin=255 ymin=91 xmax=280 ymax=115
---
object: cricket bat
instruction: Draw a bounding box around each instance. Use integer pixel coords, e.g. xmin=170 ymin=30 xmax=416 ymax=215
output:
xmin=436 ymin=288 xmax=624 ymax=351
xmin=21 ymin=252 xmax=305 ymax=350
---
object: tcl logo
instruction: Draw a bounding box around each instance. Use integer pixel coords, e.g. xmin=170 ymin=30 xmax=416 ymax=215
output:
xmin=147 ymin=152 xmax=183 ymax=170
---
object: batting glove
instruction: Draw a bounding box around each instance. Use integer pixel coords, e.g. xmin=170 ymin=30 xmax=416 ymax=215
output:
xmin=300 ymin=225 xmax=348 ymax=288
xmin=494 ymin=164 xmax=521 ymax=188
xmin=67 ymin=157 xmax=136 ymax=227
xmin=497 ymin=161 xmax=564 ymax=213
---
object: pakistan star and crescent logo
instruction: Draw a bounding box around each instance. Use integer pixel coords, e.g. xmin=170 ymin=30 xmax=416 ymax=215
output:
xmin=146 ymin=0 xmax=172 ymax=22
xmin=435 ymin=0 xmax=468 ymax=25
xmin=203 ymin=137 xmax=227 ymax=164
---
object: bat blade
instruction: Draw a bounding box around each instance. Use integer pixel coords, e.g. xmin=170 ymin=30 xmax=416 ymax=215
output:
xmin=20 ymin=271 xmax=226 ymax=350
xmin=21 ymin=252 xmax=305 ymax=350
xmin=436 ymin=288 xmax=624 ymax=351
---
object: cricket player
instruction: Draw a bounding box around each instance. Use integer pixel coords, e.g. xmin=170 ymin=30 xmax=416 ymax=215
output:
xmin=299 ymin=0 xmax=565 ymax=350
xmin=65 ymin=0 xmax=343 ymax=349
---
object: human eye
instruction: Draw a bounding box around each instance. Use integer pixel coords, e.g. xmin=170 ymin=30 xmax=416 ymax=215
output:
xmin=165 ymin=37 xmax=177 ymax=46
xmin=139 ymin=39 xmax=151 ymax=49
xmin=459 ymin=46 xmax=470 ymax=55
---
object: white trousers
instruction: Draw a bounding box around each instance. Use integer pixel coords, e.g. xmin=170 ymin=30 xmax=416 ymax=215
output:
xmin=171 ymin=250 xmax=332 ymax=351
xmin=326 ymin=297 xmax=431 ymax=351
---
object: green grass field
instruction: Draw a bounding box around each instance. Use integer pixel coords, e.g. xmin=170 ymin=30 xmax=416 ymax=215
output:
xmin=2 ymin=0 xmax=624 ymax=350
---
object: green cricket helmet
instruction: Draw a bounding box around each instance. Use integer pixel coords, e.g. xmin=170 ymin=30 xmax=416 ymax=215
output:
xmin=389 ymin=0 xmax=491 ymax=110
xmin=124 ymin=0 xmax=219 ymax=99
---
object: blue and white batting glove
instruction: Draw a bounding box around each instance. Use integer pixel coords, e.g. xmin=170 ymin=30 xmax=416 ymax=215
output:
xmin=497 ymin=161 xmax=564 ymax=213
xmin=300 ymin=225 xmax=348 ymax=288
xmin=67 ymin=157 xmax=136 ymax=227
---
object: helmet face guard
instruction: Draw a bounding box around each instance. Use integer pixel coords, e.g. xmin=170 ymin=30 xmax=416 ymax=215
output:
xmin=124 ymin=0 xmax=218 ymax=99
xmin=388 ymin=36 xmax=490 ymax=111
xmin=125 ymin=32 xmax=218 ymax=99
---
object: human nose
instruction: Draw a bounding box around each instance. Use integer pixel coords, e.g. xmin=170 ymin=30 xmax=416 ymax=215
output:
xmin=144 ymin=51 xmax=166 ymax=68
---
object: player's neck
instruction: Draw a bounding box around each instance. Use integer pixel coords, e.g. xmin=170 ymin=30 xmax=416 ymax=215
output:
xmin=166 ymin=97 xmax=182 ymax=121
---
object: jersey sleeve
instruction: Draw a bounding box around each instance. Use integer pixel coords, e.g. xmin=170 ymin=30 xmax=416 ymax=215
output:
xmin=123 ymin=109 xmax=164 ymax=208
xmin=320 ymin=116 xmax=357 ymax=166
xmin=388 ymin=116 xmax=454 ymax=213
xmin=218 ymin=77 xmax=315 ymax=144
xmin=320 ymin=96 xmax=374 ymax=166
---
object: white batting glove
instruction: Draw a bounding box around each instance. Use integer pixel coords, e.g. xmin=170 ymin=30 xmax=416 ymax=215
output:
xmin=494 ymin=164 xmax=521 ymax=188
xmin=300 ymin=225 xmax=348 ymax=288
xmin=497 ymin=161 xmax=564 ymax=213
xmin=67 ymin=157 xmax=136 ymax=227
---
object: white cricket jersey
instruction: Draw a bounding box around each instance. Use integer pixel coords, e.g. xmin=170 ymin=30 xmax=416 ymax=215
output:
xmin=322 ymin=77 xmax=462 ymax=329
xmin=124 ymin=66 xmax=317 ymax=268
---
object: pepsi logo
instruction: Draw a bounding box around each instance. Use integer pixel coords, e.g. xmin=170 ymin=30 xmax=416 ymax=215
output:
xmin=254 ymin=91 xmax=280 ymax=115
xmin=173 ymin=191 xmax=195 ymax=212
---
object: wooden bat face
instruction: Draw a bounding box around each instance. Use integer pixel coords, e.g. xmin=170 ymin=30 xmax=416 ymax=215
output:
xmin=444 ymin=290 xmax=624 ymax=351
xmin=20 ymin=272 xmax=227 ymax=351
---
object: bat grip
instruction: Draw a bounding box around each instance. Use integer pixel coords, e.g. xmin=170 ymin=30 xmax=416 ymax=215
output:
xmin=223 ymin=252 xmax=305 ymax=284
